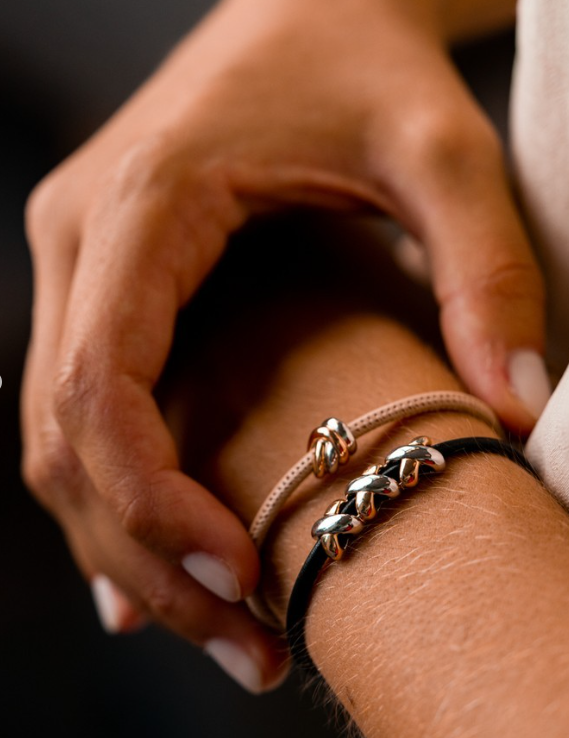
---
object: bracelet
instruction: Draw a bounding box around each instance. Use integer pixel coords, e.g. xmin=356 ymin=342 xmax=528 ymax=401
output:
xmin=249 ymin=391 xmax=498 ymax=548
xmin=286 ymin=436 xmax=537 ymax=678
xmin=247 ymin=392 xmax=498 ymax=629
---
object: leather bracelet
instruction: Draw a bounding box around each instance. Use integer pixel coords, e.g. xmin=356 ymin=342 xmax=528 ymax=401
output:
xmin=250 ymin=392 xmax=498 ymax=549
xmin=286 ymin=436 xmax=537 ymax=679
xmin=247 ymin=391 xmax=498 ymax=629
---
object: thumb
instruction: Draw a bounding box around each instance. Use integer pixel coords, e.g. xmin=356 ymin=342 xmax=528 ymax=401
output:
xmin=413 ymin=121 xmax=550 ymax=433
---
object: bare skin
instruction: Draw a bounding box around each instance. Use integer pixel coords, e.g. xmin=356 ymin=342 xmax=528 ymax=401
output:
xmin=22 ymin=0 xmax=549 ymax=691
xmin=438 ymin=0 xmax=517 ymax=40
xmin=205 ymin=297 xmax=569 ymax=735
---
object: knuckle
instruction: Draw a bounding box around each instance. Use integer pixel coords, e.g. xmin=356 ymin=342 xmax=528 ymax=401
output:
xmin=442 ymin=257 xmax=545 ymax=320
xmin=25 ymin=166 xmax=80 ymax=258
xmin=109 ymin=135 xmax=175 ymax=200
xmin=25 ymin=173 xmax=62 ymax=245
xmin=406 ymin=110 xmax=503 ymax=176
xmin=53 ymin=350 xmax=102 ymax=429
xmin=22 ymin=430 xmax=84 ymax=509
xmin=115 ymin=488 xmax=157 ymax=548
xmin=142 ymin=581 xmax=177 ymax=622
xmin=106 ymin=135 xmax=226 ymax=219
xmin=474 ymin=258 xmax=545 ymax=305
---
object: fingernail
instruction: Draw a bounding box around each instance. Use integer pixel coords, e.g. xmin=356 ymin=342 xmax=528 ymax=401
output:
xmin=508 ymin=349 xmax=552 ymax=419
xmin=393 ymin=234 xmax=430 ymax=285
xmin=91 ymin=574 xmax=123 ymax=634
xmin=181 ymin=553 xmax=241 ymax=603
xmin=205 ymin=639 xmax=264 ymax=694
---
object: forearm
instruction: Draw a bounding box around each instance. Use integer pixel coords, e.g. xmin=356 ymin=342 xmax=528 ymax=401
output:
xmin=207 ymin=310 xmax=569 ymax=736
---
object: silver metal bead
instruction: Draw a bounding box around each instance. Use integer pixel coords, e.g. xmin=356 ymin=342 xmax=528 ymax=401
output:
xmin=346 ymin=473 xmax=400 ymax=499
xmin=354 ymin=489 xmax=377 ymax=520
xmin=384 ymin=436 xmax=445 ymax=489
xmin=320 ymin=533 xmax=341 ymax=560
xmin=325 ymin=499 xmax=345 ymax=516
xmin=312 ymin=437 xmax=328 ymax=478
xmin=399 ymin=457 xmax=421 ymax=488
xmin=310 ymin=436 xmax=448 ymax=562
xmin=308 ymin=425 xmax=342 ymax=451
xmin=385 ymin=443 xmax=446 ymax=471
xmin=311 ymin=503 xmax=365 ymax=561
xmin=324 ymin=439 xmax=339 ymax=474
xmin=323 ymin=417 xmax=357 ymax=454
xmin=311 ymin=513 xmax=364 ymax=539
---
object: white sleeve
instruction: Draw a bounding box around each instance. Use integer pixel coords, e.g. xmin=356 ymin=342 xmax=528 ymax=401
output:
xmin=511 ymin=0 xmax=569 ymax=506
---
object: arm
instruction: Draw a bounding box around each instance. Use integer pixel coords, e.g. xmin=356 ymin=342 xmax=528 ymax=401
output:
xmin=202 ymin=302 xmax=569 ymax=735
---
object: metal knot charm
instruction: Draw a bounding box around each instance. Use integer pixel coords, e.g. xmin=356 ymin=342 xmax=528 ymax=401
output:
xmin=383 ymin=436 xmax=446 ymax=489
xmin=308 ymin=418 xmax=357 ymax=478
xmin=311 ymin=500 xmax=364 ymax=560
xmin=312 ymin=472 xmax=400 ymax=560
xmin=311 ymin=436 xmax=448 ymax=560
xmin=346 ymin=473 xmax=400 ymax=520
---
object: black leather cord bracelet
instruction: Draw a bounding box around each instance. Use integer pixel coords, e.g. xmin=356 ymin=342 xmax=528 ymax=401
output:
xmin=286 ymin=436 xmax=537 ymax=678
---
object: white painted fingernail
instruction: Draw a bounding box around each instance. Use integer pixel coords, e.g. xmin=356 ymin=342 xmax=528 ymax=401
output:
xmin=508 ymin=349 xmax=552 ymax=419
xmin=91 ymin=574 xmax=122 ymax=634
xmin=181 ymin=553 xmax=241 ymax=602
xmin=205 ymin=639 xmax=264 ymax=694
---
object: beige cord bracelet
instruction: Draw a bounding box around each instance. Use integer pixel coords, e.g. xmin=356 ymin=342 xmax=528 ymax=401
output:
xmin=247 ymin=390 xmax=499 ymax=629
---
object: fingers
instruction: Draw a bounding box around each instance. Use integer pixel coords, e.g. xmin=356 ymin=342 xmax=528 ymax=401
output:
xmin=423 ymin=126 xmax=549 ymax=432
xmin=23 ymin=145 xmax=270 ymax=684
xmin=48 ymin=145 xmax=262 ymax=602
xmin=22 ymin=175 xmax=85 ymax=513
xmin=64 ymin=500 xmax=289 ymax=693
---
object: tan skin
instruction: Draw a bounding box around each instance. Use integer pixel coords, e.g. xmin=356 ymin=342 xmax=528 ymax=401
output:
xmin=154 ymin=211 xmax=569 ymax=732
xmin=22 ymin=0 xmax=548 ymax=691
xmin=208 ymin=302 xmax=569 ymax=736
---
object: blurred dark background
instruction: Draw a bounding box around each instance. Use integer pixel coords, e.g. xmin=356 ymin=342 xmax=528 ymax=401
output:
xmin=0 ymin=2 xmax=514 ymax=735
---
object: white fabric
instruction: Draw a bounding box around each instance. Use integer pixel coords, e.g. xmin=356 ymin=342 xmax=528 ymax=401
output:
xmin=511 ymin=0 xmax=569 ymax=506
xmin=526 ymin=368 xmax=569 ymax=507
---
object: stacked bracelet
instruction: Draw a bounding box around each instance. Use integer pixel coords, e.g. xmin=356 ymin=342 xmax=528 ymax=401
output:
xmin=246 ymin=391 xmax=498 ymax=628
xmin=286 ymin=435 xmax=537 ymax=679
xmin=250 ymin=391 xmax=498 ymax=548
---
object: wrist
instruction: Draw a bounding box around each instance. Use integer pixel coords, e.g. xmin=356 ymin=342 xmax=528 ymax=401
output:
xmin=258 ymin=410 xmax=500 ymax=627
xmin=288 ymin=436 xmax=566 ymax=738
xmin=203 ymin=307 xmax=569 ymax=734
xmin=206 ymin=309 xmax=498 ymax=614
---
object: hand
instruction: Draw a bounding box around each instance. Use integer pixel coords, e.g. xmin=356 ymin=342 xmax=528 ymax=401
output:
xmin=22 ymin=0 xmax=547 ymax=692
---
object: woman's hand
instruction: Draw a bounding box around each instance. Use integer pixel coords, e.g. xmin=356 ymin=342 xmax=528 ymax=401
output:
xmin=21 ymin=0 xmax=548 ymax=691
